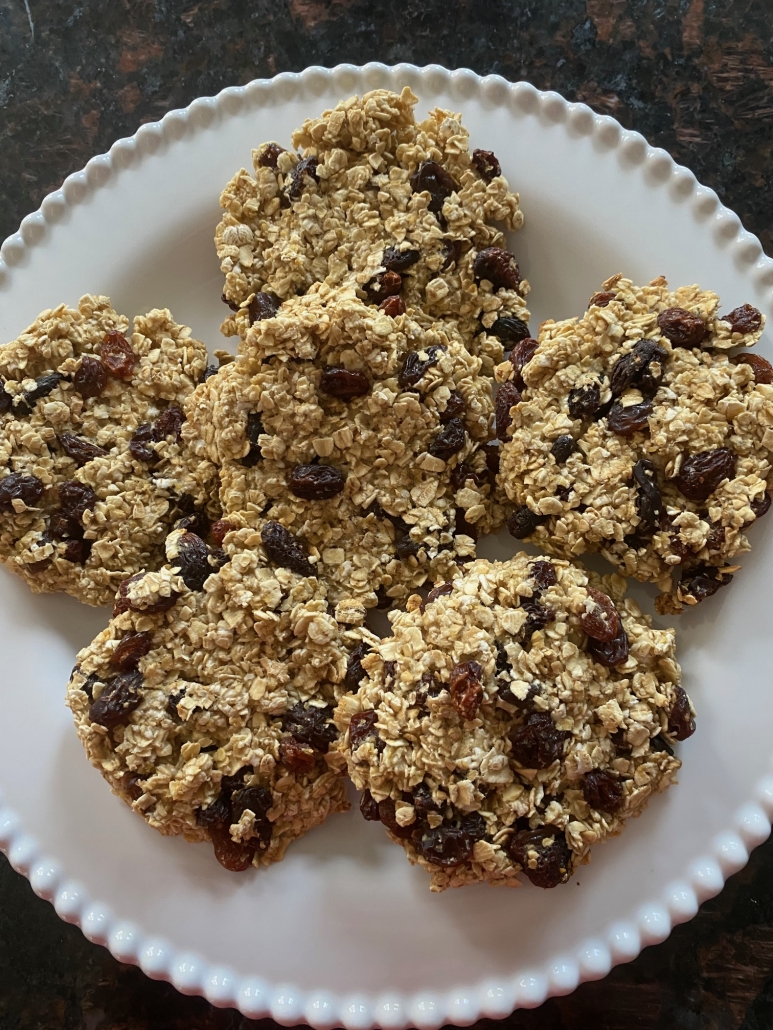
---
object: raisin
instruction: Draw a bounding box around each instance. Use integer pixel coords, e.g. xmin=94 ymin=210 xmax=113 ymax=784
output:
xmin=88 ymin=669 xmax=143 ymax=729
xmin=166 ymin=687 xmax=186 ymax=719
xmin=49 ymin=510 xmax=83 ymax=540
xmin=610 ymin=339 xmax=668 ymax=398
xmin=241 ymin=412 xmax=265 ymax=467
xmin=398 ymin=345 xmax=444 ymax=389
xmin=153 ymin=404 xmax=186 ymax=442
xmin=415 ymin=825 xmax=476 ymax=867
xmin=724 ymin=304 xmax=762 ymax=335
xmin=123 ymin=774 xmax=146 ymax=801
xmin=499 ymin=680 xmax=539 ymax=709
xmin=230 ymin=785 xmax=273 ymax=852
xmin=472 ymin=247 xmax=521 ymax=291
xmin=582 ymin=770 xmax=624 ymax=813
xmin=377 ymin=797 xmax=414 ymax=839
xmin=657 ymin=307 xmax=707 ymax=348
xmin=485 ymin=443 xmax=500 ymax=479
xmin=129 ymin=424 xmax=157 ymax=465
xmin=257 ymin=142 xmax=285 ymax=168
xmin=530 ymin=560 xmax=557 ymax=590
xmin=732 ymin=353 xmax=773 ymax=384
xmin=360 ymin=789 xmax=381 ymax=821
xmin=349 ymin=710 xmax=383 ymax=752
xmin=196 ymin=791 xmax=231 ymax=830
xmin=113 ymin=573 xmax=178 ymax=616
xmin=174 ymin=507 xmax=210 ymax=539
xmin=586 ymin=626 xmax=630 ymax=667
xmin=632 ymin=458 xmax=662 ymax=533
xmin=364 ymin=270 xmax=402 ymax=304
xmin=221 ymin=293 xmax=240 ymax=312
xmin=589 ymin=291 xmax=616 ymax=307
xmin=450 ymin=460 xmax=486 ymax=491
xmin=752 ymin=492 xmax=772 ymax=519
xmin=382 ymin=246 xmax=420 ymax=272
xmin=520 ymin=598 xmax=554 ymax=642
xmin=568 ymin=382 xmax=601 ymax=420
xmin=16 ymin=372 xmax=67 ymax=413
xmin=63 ymin=538 xmax=92 ymax=564
xmin=345 ymin=643 xmax=371 ymax=693
xmin=677 ymin=563 xmax=731 ymax=604
xmin=496 ymin=381 xmax=521 ymax=441
xmin=428 ymin=418 xmax=466 ymax=461
xmin=579 ymin=587 xmax=623 ymax=642
xmin=202 ymin=364 xmax=220 ymax=382
xmin=409 ymin=160 xmax=459 ymax=212
xmin=668 ymin=686 xmax=695 ymax=740
xmin=441 ymin=239 xmax=463 ymax=269
xmin=210 ymin=519 xmax=234 ymax=546
xmin=285 ymin=155 xmax=319 ymax=201
xmin=506 ymin=826 xmax=572 ymax=888
xmin=490 ymin=316 xmax=530 ymax=345
xmin=551 ymin=435 xmax=576 ymax=463
xmin=507 ymin=506 xmax=545 ymax=539
xmin=607 ymin=401 xmax=653 ymax=436
xmin=424 ymin=582 xmax=454 ymax=609
xmin=171 ymin=532 xmax=211 ymax=590
xmin=281 ymin=703 xmax=336 ymax=753
xmin=414 ymin=671 xmax=442 ymax=709
xmin=383 ymin=660 xmax=398 ymax=687
xmin=248 ymin=291 xmax=282 ymax=324
xmin=261 ymin=521 xmax=314 ymax=576
xmin=472 ymin=148 xmax=501 ymax=182
xmin=74 ymin=356 xmax=108 ymax=398
xmin=0 ymin=381 xmax=11 ymax=414
xmin=279 ymin=737 xmax=316 ymax=774
xmin=448 ymin=661 xmax=483 ymax=721
xmin=100 ymin=331 xmax=137 ymax=379
xmin=676 ymin=448 xmax=736 ymax=503
xmin=508 ymin=337 xmax=539 ymax=390
xmin=0 ymin=473 xmax=44 ymax=511
xmin=59 ymin=481 xmax=98 ymax=521
xmin=379 ymin=295 xmax=406 ymax=317
xmin=509 ymin=712 xmax=568 ymax=768
xmin=320 ymin=366 xmax=370 ymax=400
xmin=287 ymin=463 xmax=346 ymax=500
xmin=110 ymin=631 xmax=153 ymax=672
xmin=210 ymin=825 xmax=257 ymax=872
xmin=650 ymin=734 xmax=675 ymax=756
xmin=440 ymin=391 xmax=466 ymax=423
xmin=412 ymin=782 xmax=441 ymax=816
xmin=58 ymin=433 xmax=107 ymax=466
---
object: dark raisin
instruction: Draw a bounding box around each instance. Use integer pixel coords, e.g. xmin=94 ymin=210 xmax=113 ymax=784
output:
xmin=79 ymin=672 xmax=98 ymax=700
xmin=16 ymin=372 xmax=67 ymax=413
xmin=508 ymin=337 xmax=540 ymax=390
xmin=409 ymin=160 xmax=459 ymax=213
xmin=448 ymin=661 xmax=483 ymax=721
xmin=196 ymin=791 xmax=231 ymax=830
xmin=49 ymin=510 xmax=83 ymax=540
xmin=377 ymin=797 xmax=414 ymax=839
xmin=58 ymin=433 xmax=107 ymax=466
xmin=230 ymin=785 xmax=273 ymax=852
xmin=281 ymin=703 xmax=337 ymax=753
xmin=551 ymin=435 xmax=576 ymax=463
xmin=506 ymin=826 xmax=572 ymax=888
xmin=113 ymin=573 xmax=178 ymax=616
xmin=414 ymin=671 xmax=442 ymax=709
xmin=63 ymin=538 xmax=92 ymax=564
xmin=383 ymin=660 xmax=398 ymax=686
xmin=509 ymin=712 xmax=569 ymax=768
xmin=100 ymin=331 xmax=137 ymax=379
xmin=428 ymin=418 xmax=466 ymax=461
xmin=287 ymin=463 xmax=346 ymax=500
xmin=59 ymin=480 xmax=98 ymax=521
xmin=485 ymin=443 xmax=500 ymax=479
xmin=520 ymin=598 xmax=554 ymax=642
xmin=582 ymin=770 xmax=624 ymax=813
xmin=530 ymin=560 xmax=557 ymax=590
xmin=241 ymin=412 xmax=265 ymax=467
xmin=440 ymin=391 xmax=466 ymax=423
xmin=589 ymin=291 xmax=616 ymax=307
xmin=507 ymin=506 xmax=545 ymax=539
xmin=441 ymin=239 xmax=463 ymax=269
xmin=450 ymin=460 xmax=486 ymax=491
xmin=123 ymin=773 xmax=146 ymax=801
xmin=173 ymin=507 xmax=210 ymax=538
xmin=607 ymin=401 xmax=653 ymax=436
xmin=650 ymin=734 xmax=675 ymax=756
xmin=724 ymin=304 xmax=763 ymax=335
xmin=472 ymin=247 xmax=521 ymax=291
xmin=496 ymin=381 xmax=521 ymax=441
xmin=261 ymin=521 xmax=314 ymax=576
xmin=221 ymin=293 xmax=240 ymax=312
xmin=364 ymin=270 xmax=402 ymax=304
xmin=383 ymin=246 xmax=420 ymax=272
xmin=0 ymin=381 xmax=11 ymax=414
xmin=166 ymin=687 xmax=186 ymax=719
xmin=110 ymin=631 xmax=153 ymax=672
xmin=210 ymin=519 xmax=234 ymax=546
xmin=360 ymin=789 xmax=381 ymax=821
xmin=705 ymin=524 xmax=726 ymax=552
xmin=345 ymin=642 xmax=371 ymax=692
xmin=495 ymin=641 xmax=510 ymax=674
xmin=490 ymin=316 xmax=530 ymax=345
xmin=752 ymin=492 xmax=772 ymax=519
xmin=398 ymin=345 xmax=444 ymax=389
xmin=555 ymin=485 xmax=571 ymax=502
xmin=202 ymin=364 xmax=220 ymax=382
xmin=412 ymin=782 xmax=441 ymax=816
xmin=88 ymin=670 xmax=143 ymax=729
xmin=210 ymin=825 xmax=257 ymax=872
xmin=677 ymin=563 xmax=731 ymax=604
xmin=579 ymin=587 xmax=623 ymax=642
xmin=74 ymin=356 xmax=108 ymax=398
xmin=153 ymin=404 xmax=186 ymax=442
xmin=631 ymin=458 xmax=662 ymax=534
xmin=424 ymin=582 xmax=454 ymax=610
xmin=379 ymin=295 xmax=406 ymax=317
xmin=129 ymin=424 xmax=157 ymax=465
xmin=610 ymin=339 xmax=668 ymax=398
xmin=586 ymin=626 xmax=630 ymax=667
xmin=0 ymin=473 xmax=44 ymax=511
xmin=415 ymin=825 xmax=476 ymax=867
xmin=209 ymin=547 xmax=229 ymax=571
xmin=657 ymin=307 xmax=707 ymax=348
xmin=257 ymin=142 xmax=285 ymax=168
xmin=285 ymin=155 xmax=319 ymax=201
xmin=667 ymin=686 xmax=695 ymax=740
xmin=732 ymin=353 xmax=773 ymax=384
xmin=676 ymin=448 xmax=736 ymax=503
xmin=568 ymin=382 xmax=601 ymax=420
xmin=171 ymin=532 xmax=211 ymax=590
xmin=471 ymin=148 xmax=501 ymax=182
xmin=248 ymin=291 xmax=282 ymax=324
xmin=320 ymin=366 xmax=370 ymax=400
xmin=279 ymin=736 xmax=316 ymax=774
xmin=349 ymin=710 xmax=383 ymax=752
xmin=499 ymin=680 xmax=539 ymax=709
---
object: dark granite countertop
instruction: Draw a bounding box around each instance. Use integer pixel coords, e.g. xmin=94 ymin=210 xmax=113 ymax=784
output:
xmin=1 ymin=1 xmax=773 ymax=1028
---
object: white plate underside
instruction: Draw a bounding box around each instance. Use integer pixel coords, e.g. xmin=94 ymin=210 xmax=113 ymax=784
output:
xmin=1 ymin=65 xmax=773 ymax=1028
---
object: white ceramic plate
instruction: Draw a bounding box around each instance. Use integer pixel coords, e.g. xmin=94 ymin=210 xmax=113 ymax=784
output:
xmin=1 ymin=64 xmax=773 ymax=1029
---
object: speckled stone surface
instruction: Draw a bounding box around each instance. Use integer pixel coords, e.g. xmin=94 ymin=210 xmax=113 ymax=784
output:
xmin=1 ymin=1 xmax=773 ymax=1027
